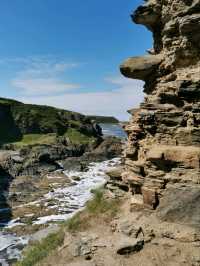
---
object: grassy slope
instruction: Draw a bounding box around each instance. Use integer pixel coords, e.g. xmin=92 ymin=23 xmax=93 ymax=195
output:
xmin=13 ymin=129 xmax=96 ymax=148
xmin=0 ymin=97 xmax=97 ymax=146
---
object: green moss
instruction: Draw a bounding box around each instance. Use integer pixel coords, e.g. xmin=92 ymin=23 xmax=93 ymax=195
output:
xmin=15 ymin=230 xmax=64 ymax=266
xmin=12 ymin=127 xmax=97 ymax=148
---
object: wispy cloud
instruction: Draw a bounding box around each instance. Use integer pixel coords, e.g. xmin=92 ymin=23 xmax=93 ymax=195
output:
xmin=18 ymin=76 xmax=144 ymax=120
xmin=12 ymin=78 xmax=80 ymax=96
xmin=1 ymin=56 xmax=144 ymax=119
xmin=7 ymin=56 xmax=81 ymax=96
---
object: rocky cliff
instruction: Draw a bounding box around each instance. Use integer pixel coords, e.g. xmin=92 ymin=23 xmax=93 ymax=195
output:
xmin=120 ymin=0 xmax=200 ymax=213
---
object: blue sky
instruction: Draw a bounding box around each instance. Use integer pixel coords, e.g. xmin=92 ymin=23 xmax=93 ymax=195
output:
xmin=0 ymin=0 xmax=152 ymax=120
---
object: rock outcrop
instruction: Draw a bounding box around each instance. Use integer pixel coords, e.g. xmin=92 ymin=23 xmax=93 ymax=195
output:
xmin=120 ymin=0 xmax=200 ymax=211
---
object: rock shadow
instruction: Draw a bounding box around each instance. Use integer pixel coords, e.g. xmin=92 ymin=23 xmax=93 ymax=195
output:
xmin=0 ymin=103 xmax=22 ymax=147
xmin=0 ymin=166 xmax=13 ymax=227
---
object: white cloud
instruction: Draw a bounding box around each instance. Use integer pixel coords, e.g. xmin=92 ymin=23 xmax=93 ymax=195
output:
xmin=17 ymin=77 xmax=144 ymax=121
xmin=10 ymin=56 xmax=81 ymax=96
xmin=12 ymin=78 xmax=81 ymax=96
xmin=3 ymin=56 xmax=145 ymax=120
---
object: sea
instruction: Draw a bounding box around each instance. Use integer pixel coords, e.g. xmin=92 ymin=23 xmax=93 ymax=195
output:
xmin=100 ymin=123 xmax=127 ymax=139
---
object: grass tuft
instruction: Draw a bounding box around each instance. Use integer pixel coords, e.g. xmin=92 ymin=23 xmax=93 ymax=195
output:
xmin=15 ymin=230 xmax=64 ymax=266
xmin=66 ymin=188 xmax=119 ymax=232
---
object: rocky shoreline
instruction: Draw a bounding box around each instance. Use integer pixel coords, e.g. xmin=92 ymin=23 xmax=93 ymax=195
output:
xmin=0 ymin=122 xmax=124 ymax=265
xmin=0 ymin=135 xmax=123 ymax=226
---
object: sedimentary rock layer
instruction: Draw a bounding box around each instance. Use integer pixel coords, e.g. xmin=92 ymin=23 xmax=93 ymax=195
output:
xmin=120 ymin=0 xmax=200 ymax=210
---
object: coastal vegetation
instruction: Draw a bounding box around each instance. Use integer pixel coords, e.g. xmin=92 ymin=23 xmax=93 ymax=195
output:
xmin=0 ymin=97 xmax=101 ymax=146
xmin=15 ymin=230 xmax=65 ymax=266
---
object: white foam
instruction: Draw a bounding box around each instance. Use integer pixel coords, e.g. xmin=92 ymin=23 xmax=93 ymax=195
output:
xmin=0 ymin=232 xmax=29 ymax=262
xmin=1 ymin=158 xmax=121 ymax=263
xmin=33 ymin=158 xmax=121 ymax=225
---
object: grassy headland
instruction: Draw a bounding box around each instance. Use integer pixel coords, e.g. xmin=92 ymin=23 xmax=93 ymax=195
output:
xmin=0 ymin=97 xmax=100 ymax=147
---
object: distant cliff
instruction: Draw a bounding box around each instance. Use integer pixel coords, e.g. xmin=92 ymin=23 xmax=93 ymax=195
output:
xmin=87 ymin=115 xmax=119 ymax=124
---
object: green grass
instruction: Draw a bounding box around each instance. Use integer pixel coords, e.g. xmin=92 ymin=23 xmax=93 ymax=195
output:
xmin=0 ymin=97 xmax=98 ymax=146
xmin=65 ymin=128 xmax=96 ymax=144
xmin=66 ymin=212 xmax=83 ymax=232
xmin=15 ymin=230 xmax=64 ymax=266
xmin=12 ymin=129 xmax=96 ymax=148
xmin=66 ymin=188 xmax=119 ymax=232
xmin=13 ymin=134 xmax=57 ymax=147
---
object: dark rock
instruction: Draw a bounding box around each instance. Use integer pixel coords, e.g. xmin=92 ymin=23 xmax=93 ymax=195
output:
xmin=178 ymin=81 xmax=200 ymax=101
xmin=116 ymin=238 xmax=144 ymax=255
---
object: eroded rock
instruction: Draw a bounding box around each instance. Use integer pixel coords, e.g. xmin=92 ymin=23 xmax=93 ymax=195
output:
xmin=120 ymin=55 xmax=163 ymax=81
xmin=120 ymin=0 xmax=200 ymax=212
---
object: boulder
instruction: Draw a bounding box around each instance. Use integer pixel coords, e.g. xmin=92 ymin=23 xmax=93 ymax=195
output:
xmin=120 ymin=55 xmax=163 ymax=81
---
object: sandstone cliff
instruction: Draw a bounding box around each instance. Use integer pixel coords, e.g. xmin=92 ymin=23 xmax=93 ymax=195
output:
xmin=120 ymin=0 xmax=200 ymax=215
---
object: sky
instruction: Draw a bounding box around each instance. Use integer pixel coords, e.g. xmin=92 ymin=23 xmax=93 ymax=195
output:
xmin=0 ymin=0 xmax=152 ymax=120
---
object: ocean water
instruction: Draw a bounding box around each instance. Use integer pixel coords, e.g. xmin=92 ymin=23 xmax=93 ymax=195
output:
xmin=100 ymin=123 xmax=127 ymax=139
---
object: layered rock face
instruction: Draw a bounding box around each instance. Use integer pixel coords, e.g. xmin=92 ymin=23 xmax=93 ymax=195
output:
xmin=120 ymin=0 xmax=200 ymax=210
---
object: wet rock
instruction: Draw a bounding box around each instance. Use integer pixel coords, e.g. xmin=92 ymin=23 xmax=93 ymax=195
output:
xmin=106 ymin=166 xmax=123 ymax=181
xmin=62 ymin=157 xmax=83 ymax=171
xmin=71 ymin=176 xmax=81 ymax=181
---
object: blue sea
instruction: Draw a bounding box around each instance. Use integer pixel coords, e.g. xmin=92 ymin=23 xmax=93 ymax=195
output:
xmin=100 ymin=123 xmax=127 ymax=139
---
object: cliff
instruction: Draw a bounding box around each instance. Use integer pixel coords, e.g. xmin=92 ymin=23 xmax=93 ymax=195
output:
xmin=86 ymin=115 xmax=119 ymax=124
xmin=120 ymin=0 xmax=200 ymax=213
xmin=0 ymin=97 xmax=101 ymax=146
